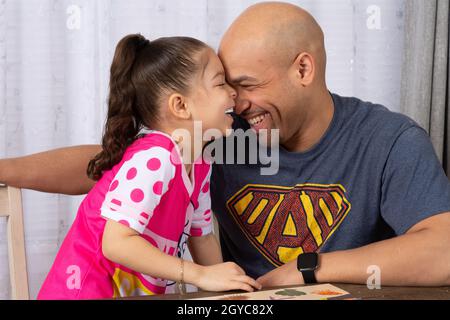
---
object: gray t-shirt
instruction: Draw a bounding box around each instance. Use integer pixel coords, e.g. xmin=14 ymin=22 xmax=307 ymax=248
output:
xmin=210 ymin=93 xmax=450 ymax=278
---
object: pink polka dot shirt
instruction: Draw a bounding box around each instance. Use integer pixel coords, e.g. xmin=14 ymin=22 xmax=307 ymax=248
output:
xmin=38 ymin=131 xmax=213 ymax=299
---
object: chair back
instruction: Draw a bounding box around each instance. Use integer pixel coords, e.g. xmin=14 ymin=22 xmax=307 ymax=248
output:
xmin=0 ymin=184 xmax=29 ymax=300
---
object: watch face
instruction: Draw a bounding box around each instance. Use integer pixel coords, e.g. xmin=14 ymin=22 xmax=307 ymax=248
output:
xmin=297 ymin=253 xmax=318 ymax=271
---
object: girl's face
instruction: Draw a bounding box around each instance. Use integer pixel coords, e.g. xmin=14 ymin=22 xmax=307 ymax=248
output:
xmin=187 ymin=48 xmax=237 ymax=136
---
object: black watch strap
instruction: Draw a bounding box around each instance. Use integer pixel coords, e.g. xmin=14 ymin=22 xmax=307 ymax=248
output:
xmin=297 ymin=253 xmax=319 ymax=284
xmin=301 ymin=269 xmax=317 ymax=284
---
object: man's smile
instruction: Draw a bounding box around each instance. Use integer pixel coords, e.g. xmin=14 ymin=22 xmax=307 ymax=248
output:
xmin=247 ymin=112 xmax=268 ymax=125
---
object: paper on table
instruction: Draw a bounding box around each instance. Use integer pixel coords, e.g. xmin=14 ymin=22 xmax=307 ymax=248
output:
xmin=191 ymin=284 xmax=355 ymax=300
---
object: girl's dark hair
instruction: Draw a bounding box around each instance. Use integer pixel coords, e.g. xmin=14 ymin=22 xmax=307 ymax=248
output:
xmin=87 ymin=34 xmax=208 ymax=180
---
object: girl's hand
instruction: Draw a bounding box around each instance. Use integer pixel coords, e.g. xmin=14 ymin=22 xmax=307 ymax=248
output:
xmin=193 ymin=262 xmax=262 ymax=292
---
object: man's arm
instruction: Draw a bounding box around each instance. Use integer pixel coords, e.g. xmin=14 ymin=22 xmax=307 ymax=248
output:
xmin=0 ymin=145 xmax=101 ymax=195
xmin=257 ymin=212 xmax=450 ymax=287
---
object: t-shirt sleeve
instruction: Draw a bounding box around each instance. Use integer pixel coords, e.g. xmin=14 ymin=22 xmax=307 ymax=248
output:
xmin=381 ymin=127 xmax=450 ymax=235
xmin=190 ymin=165 xmax=213 ymax=237
xmin=101 ymin=146 xmax=176 ymax=234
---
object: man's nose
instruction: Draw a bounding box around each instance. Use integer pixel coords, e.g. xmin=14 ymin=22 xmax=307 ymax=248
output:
xmin=234 ymin=97 xmax=251 ymax=116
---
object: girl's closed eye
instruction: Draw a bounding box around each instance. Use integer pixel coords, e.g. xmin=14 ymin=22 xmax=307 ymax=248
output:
xmin=215 ymin=77 xmax=226 ymax=87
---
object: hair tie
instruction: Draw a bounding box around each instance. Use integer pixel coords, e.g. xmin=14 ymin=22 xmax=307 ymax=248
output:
xmin=137 ymin=37 xmax=150 ymax=51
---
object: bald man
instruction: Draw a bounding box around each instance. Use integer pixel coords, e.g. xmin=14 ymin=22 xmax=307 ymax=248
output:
xmin=2 ymin=2 xmax=450 ymax=289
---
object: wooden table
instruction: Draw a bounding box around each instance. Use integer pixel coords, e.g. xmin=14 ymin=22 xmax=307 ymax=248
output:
xmin=124 ymin=284 xmax=450 ymax=300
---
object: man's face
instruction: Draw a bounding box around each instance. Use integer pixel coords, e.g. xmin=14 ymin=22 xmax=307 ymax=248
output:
xmin=219 ymin=41 xmax=302 ymax=145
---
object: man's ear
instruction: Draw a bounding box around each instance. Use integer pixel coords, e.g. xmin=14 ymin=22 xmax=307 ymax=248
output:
xmin=292 ymin=52 xmax=315 ymax=87
xmin=168 ymin=93 xmax=191 ymax=120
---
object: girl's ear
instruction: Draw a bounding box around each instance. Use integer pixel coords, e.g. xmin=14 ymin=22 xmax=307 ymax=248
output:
xmin=168 ymin=93 xmax=191 ymax=120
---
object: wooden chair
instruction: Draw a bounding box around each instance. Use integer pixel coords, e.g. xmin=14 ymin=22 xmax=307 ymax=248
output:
xmin=0 ymin=183 xmax=29 ymax=300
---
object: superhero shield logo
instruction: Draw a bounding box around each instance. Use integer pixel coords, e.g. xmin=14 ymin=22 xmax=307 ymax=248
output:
xmin=226 ymin=184 xmax=351 ymax=266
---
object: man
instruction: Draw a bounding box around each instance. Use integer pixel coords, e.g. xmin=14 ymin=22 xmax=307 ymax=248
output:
xmin=2 ymin=2 xmax=450 ymax=288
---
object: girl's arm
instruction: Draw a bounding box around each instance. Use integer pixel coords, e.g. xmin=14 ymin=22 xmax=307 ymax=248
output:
xmin=102 ymin=219 xmax=261 ymax=292
xmin=0 ymin=145 xmax=100 ymax=195
xmin=188 ymin=233 xmax=223 ymax=266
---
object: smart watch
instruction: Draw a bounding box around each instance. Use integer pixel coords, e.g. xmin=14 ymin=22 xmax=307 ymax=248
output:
xmin=296 ymin=252 xmax=319 ymax=284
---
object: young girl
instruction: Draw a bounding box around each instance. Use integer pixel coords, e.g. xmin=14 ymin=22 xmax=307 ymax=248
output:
xmin=37 ymin=34 xmax=261 ymax=299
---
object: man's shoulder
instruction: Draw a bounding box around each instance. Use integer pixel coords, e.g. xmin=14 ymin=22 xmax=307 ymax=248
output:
xmin=334 ymin=94 xmax=421 ymax=139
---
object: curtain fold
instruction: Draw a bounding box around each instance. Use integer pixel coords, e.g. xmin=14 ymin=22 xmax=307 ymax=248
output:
xmin=400 ymin=0 xmax=450 ymax=175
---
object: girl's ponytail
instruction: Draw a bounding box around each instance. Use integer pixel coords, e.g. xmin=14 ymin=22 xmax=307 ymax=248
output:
xmin=87 ymin=34 xmax=149 ymax=180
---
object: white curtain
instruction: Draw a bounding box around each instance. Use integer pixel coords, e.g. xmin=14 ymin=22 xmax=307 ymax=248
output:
xmin=0 ymin=0 xmax=406 ymax=299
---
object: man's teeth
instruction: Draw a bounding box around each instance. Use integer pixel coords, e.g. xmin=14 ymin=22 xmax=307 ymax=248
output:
xmin=248 ymin=113 xmax=267 ymax=125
